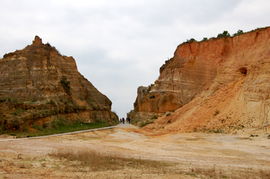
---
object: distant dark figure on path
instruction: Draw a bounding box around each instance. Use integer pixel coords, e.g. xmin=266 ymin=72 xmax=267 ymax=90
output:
xmin=126 ymin=117 xmax=131 ymax=124
xmin=122 ymin=118 xmax=125 ymax=124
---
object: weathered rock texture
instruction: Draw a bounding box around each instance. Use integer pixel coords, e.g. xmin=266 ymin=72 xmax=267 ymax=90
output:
xmin=0 ymin=36 xmax=118 ymax=131
xmin=130 ymin=27 xmax=270 ymax=133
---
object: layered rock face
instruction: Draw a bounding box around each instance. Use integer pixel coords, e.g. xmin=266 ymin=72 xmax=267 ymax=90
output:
xmin=128 ymin=30 xmax=221 ymax=122
xmin=130 ymin=27 xmax=270 ymax=133
xmin=0 ymin=36 xmax=118 ymax=131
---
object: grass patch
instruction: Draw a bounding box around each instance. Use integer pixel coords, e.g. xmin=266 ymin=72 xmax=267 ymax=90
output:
xmin=12 ymin=108 xmax=26 ymax=116
xmin=137 ymin=115 xmax=159 ymax=127
xmin=139 ymin=120 xmax=155 ymax=127
xmin=186 ymin=166 xmax=270 ymax=179
xmin=60 ymin=76 xmax=71 ymax=95
xmin=50 ymin=149 xmax=172 ymax=172
xmin=186 ymin=166 xmax=226 ymax=178
xmin=49 ymin=150 xmax=270 ymax=178
xmin=6 ymin=119 xmax=111 ymax=138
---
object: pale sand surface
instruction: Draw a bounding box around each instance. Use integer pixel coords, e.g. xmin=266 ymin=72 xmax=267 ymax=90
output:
xmin=0 ymin=124 xmax=270 ymax=178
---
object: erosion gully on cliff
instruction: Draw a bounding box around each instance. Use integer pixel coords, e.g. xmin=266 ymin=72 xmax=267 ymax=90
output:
xmin=128 ymin=26 xmax=270 ymax=134
xmin=0 ymin=36 xmax=118 ymax=134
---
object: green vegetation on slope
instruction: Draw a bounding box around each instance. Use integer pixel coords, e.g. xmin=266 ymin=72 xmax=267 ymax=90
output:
xmin=0 ymin=96 xmax=118 ymax=138
xmin=0 ymin=118 xmax=111 ymax=138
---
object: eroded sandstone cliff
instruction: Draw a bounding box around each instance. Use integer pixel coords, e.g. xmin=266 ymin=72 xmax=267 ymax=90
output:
xmin=0 ymin=36 xmax=118 ymax=132
xmin=130 ymin=27 xmax=270 ymax=133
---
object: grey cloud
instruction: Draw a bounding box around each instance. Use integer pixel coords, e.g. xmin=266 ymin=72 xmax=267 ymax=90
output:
xmin=104 ymin=0 xmax=243 ymax=26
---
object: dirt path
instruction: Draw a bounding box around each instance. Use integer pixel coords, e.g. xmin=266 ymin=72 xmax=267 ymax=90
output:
xmin=1 ymin=124 xmax=270 ymax=178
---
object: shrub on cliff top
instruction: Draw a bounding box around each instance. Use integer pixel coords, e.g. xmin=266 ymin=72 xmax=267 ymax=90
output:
xmin=217 ymin=30 xmax=231 ymax=38
xmin=201 ymin=37 xmax=208 ymax=41
xmin=233 ymin=30 xmax=244 ymax=36
xmin=186 ymin=38 xmax=197 ymax=43
xmin=180 ymin=28 xmax=249 ymax=45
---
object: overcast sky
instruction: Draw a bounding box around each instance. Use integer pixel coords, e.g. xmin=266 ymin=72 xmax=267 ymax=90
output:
xmin=0 ymin=0 xmax=269 ymax=117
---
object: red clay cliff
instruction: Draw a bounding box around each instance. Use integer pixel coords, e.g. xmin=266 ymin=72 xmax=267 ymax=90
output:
xmin=129 ymin=27 xmax=270 ymax=133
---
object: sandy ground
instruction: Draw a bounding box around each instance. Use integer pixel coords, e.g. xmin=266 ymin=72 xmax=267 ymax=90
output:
xmin=0 ymin=124 xmax=270 ymax=178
